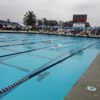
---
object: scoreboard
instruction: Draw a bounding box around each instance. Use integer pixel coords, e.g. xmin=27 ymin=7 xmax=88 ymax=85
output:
xmin=73 ymin=14 xmax=87 ymax=23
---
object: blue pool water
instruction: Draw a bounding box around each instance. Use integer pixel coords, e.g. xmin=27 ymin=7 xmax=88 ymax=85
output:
xmin=0 ymin=33 xmax=100 ymax=100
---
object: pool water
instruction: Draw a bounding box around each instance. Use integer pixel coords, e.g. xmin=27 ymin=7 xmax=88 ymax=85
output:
xmin=0 ymin=33 xmax=100 ymax=100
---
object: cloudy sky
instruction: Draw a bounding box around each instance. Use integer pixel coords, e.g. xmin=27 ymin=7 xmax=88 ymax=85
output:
xmin=0 ymin=0 xmax=100 ymax=26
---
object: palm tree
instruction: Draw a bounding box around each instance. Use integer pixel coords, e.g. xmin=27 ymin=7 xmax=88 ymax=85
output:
xmin=23 ymin=11 xmax=36 ymax=28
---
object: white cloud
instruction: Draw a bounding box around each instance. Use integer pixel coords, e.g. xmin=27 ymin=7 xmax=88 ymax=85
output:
xmin=0 ymin=0 xmax=100 ymax=26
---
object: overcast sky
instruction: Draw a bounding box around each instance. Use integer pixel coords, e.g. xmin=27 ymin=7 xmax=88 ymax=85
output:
xmin=0 ymin=0 xmax=100 ymax=26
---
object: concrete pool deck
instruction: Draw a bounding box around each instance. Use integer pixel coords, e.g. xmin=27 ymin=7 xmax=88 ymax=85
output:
xmin=64 ymin=53 xmax=100 ymax=100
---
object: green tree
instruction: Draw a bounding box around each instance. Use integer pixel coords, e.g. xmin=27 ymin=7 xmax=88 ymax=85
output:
xmin=7 ymin=19 xmax=10 ymax=23
xmin=48 ymin=20 xmax=58 ymax=26
xmin=68 ymin=20 xmax=73 ymax=27
xmin=23 ymin=11 xmax=36 ymax=28
xmin=64 ymin=21 xmax=69 ymax=27
xmin=85 ymin=22 xmax=91 ymax=28
xmin=1 ymin=20 xmax=4 ymax=22
xmin=53 ymin=20 xmax=58 ymax=26
xmin=58 ymin=21 xmax=63 ymax=28
xmin=37 ymin=19 xmax=42 ymax=26
xmin=42 ymin=18 xmax=48 ymax=25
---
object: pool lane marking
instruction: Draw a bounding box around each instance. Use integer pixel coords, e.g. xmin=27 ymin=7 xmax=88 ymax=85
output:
xmin=0 ymin=42 xmax=38 ymax=48
xmin=28 ymin=40 xmax=100 ymax=79
xmin=0 ymin=40 xmax=59 ymax=47
xmin=28 ymin=48 xmax=75 ymax=76
xmin=0 ymin=39 xmax=24 ymax=43
xmin=1 ymin=48 xmax=18 ymax=52
xmin=0 ymin=37 xmax=74 ymax=48
xmin=0 ymin=35 xmax=71 ymax=45
xmin=28 ymin=54 xmax=52 ymax=59
xmin=0 ymin=61 xmax=30 ymax=72
xmin=0 ymin=41 xmax=75 ymax=58
xmin=0 ymin=40 xmax=100 ymax=94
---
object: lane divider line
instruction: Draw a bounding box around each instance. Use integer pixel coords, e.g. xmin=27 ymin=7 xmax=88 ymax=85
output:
xmin=0 ymin=41 xmax=75 ymax=58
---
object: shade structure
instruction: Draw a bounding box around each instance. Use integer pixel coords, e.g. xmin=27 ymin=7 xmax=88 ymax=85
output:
xmin=78 ymin=27 xmax=86 ymax=30
xmin=89 ymin=27 xmax=95 ymax=30
xmin=39 ymin=25 xmax=46 ymax=28
xmin=15 ymin=23 xmax=20 ymax=25
xmin=94 ymin=28 xmax=100 ymax=31
xmin=0 ymin=22 xmax=2 ymax=25
xmin=2 ymin=21 xmax=9 ymax=25
xmin=72 ymin=26 xmax=79 ymax=29
xmin=9 ymin=22 xmax=14 ymax=25
xmin=64 ymin=26 xmax=70 ymax=29
xmin=46 ymin=25 xmax=52 ymax=28
xmin=97 ymin=28 xmax=100 ymax=31
xmin=53 ymin=26 xmax=59 ymax=29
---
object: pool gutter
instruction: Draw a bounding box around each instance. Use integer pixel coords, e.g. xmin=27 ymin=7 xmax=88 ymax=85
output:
xmin=0 ymin=30 xmax=100 ymax=39
xmin=64 ymin=53 xmax=100 ymax=100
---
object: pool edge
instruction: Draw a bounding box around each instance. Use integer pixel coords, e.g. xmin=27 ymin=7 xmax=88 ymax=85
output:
xmin=0 ymin=31 xmax=100 ymax=39
xmin=64 ymin=53 xmax=100 ymax=100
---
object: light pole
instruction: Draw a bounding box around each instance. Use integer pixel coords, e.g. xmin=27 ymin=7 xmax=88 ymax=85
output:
xmin=58 ymin=21 xmax=63 ymax=33
xmin=42 ymin=19 xmax=44 ymax=25
xmin=36 ymin=19 xmax=38 ymax=31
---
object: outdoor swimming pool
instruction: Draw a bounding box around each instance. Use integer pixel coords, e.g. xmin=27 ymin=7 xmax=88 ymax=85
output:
xmin=0 ymin=33 xmax=100 ymax=100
